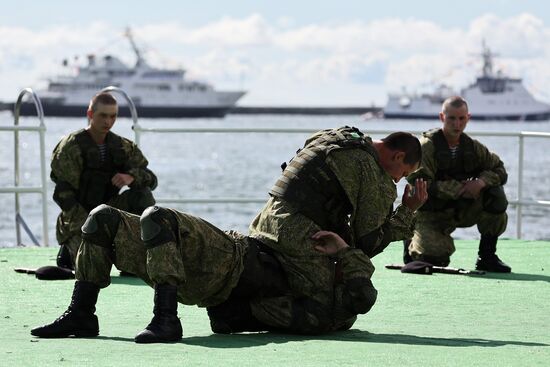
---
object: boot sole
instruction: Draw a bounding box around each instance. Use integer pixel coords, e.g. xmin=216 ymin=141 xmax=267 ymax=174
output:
xmin=31 ymin=330 xmax=99 ymax=338
xmin=134 ymin=332 xmax=182 ymax=344
xmin=32 ymin=333 xmax=99 ymax=339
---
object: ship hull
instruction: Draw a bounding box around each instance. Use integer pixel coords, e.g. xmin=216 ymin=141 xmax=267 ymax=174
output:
xmin=15 ymin=102 xmax=232 ymax=118
xmin=384 ymin=111 xmax=550 ymax=121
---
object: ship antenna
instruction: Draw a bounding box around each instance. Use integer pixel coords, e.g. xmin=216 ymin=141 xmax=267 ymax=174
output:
xmin=481 ymin=39 xmax=495 ymax=77
xmin=125 ymin=27 xmax=144 ymax=67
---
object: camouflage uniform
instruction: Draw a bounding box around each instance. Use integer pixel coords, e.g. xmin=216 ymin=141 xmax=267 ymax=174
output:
xmin=51 ymin=128 xmax=157 ymax=264
xmin=76 ymin=207 xmax=246 ymax=307
xmin=77 ymin=203 xmax=384 ymax=335
xmin=248 ymin=127 xmax=416 ymax=333
xmin=407 ymin=128 xmax=508 ymax=263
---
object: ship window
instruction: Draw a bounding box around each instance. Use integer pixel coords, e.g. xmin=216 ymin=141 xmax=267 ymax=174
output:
xmin=478 ymin=77 xmax=506 ymax=93
xmin=143 ymin=71 xmax=181 ymax=78
xmin=49 ymin=83 xmax=68 ymax=91
xmin=158 ymin=84 xmax=171 ymax=91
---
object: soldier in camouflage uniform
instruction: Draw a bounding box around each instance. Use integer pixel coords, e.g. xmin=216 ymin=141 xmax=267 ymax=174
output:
xmin=51 ymin=92 xmax=157 ymax=269
xmin=30 ymin=205 xmax=357 ymax=342
xmin=246 ymin=126 xmax=428 ymax=333
xmin=31 ymin=127 xmax=427 ymax=342
xmin=405 ymin=96 xmax=511 ymax=272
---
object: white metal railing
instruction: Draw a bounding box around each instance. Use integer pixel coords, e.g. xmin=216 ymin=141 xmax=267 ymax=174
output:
xmin=0 ymin=88 xmax=49 ymax=246
xmin=132 ymin=125 xmax=550 ymax=239
xmin=3 ymin=87 xmax=550 ymax=245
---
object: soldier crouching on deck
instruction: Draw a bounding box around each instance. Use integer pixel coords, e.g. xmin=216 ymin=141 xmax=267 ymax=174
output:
xmin=404 ymin=96 xmax=511 ymax=272
xmin=51 ymin=92 xmax=157 ymax=270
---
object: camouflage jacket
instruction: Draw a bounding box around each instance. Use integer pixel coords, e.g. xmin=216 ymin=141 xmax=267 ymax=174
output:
xmin=51 ymin=128 xmax=157 ymax=242
xmin=408 ymin=128 xmax=507 ymax=202
xmin=249 ymin=129 xmax=416 ymax=332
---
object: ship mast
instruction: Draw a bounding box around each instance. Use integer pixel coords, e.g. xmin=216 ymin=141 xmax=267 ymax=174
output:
xmin=124 ymin=27 xmax=145 ymax=67
xmin=481 ymin=39 xmax=497 ymax=78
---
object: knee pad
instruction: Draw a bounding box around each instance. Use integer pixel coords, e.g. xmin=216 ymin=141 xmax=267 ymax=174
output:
xmin=140 ymin=206 xmax=178 ymax=248
xmin=346 ymin=278 xmax=378 ymax=315
xmin=482 ymin=186 xmax=508 ymax=214
xmin=81 ymin=204 xmax=121 ymax=248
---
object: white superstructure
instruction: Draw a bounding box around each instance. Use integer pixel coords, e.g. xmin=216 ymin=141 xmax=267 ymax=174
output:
xmin=19 ymin=29 xmax=246 ymax=118
xmin=384 ymin=43 xmax=550 ymax=121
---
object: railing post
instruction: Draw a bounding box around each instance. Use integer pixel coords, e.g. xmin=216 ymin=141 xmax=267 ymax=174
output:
xmin=12 ymin=88 xmax=48 ymax=246
xmin=516 ymin=134 xmax=524 ymax=239
xmin=133 ymin=121 xmax=141 ymax=147
xmin=100 ymin=86 xmax=140 ymax=146
xmin=38 ymin=109 xmax=48 ymax=246
xmin=14 ymin=98 xmax=21 ymax=245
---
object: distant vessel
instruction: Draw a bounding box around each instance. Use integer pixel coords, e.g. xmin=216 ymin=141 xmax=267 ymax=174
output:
xmin=384 ymin=42 xmax=550 ymax=121
xmin=15 ymin=29 xmax=246 ymax=118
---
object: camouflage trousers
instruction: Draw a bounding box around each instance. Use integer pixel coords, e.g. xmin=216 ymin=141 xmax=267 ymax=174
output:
xmin=248 ymin=199 xmax=376 ymax=332
xmin=409 ymin=198 xmax=507 ymax=261
xmin=59 ymin=187 xmax=155 ymax=266
xmin=75 ymin=207 xmax=246 ymax=307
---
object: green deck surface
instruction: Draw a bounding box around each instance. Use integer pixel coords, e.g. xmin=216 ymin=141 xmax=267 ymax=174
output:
xmin=1 ymin=239 xmax=549 ymax=366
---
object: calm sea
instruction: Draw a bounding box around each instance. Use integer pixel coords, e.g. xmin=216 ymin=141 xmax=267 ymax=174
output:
xmin=1 ymin=111 xmax=549 ymax=247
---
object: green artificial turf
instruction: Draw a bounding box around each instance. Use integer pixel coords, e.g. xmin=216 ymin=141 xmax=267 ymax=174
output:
xmin=1 ymin=239 xmax=549 ymax=366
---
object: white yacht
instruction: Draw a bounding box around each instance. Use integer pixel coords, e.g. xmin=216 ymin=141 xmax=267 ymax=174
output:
xmin=384 ymin=43 xmax=550 ymax=121
xmin=16 ymin=30 xmax=246 ymax=118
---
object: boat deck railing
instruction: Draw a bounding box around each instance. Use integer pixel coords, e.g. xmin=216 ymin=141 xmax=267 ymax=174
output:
xmin=0 ymin=88 xmax=49 ymax=246
xmin=3 ymin=87 xmax=550 ymax=245
xmin=132 ymin=125 xmax=550 ymax=239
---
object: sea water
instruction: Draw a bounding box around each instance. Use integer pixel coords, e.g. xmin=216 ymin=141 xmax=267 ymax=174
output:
xmin=1 ymin=111 xmax=549 ymax=247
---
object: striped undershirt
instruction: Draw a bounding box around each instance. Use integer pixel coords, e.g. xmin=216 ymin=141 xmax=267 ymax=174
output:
xmin=449 ymin=145 xmax=459 ymax=159
xmin=98 ymin=143 xmax=108 ymax=162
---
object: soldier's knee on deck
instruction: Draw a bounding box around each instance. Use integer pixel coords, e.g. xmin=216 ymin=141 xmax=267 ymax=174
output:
xmin=290 ymin=299 xmax=333 ymax=335
xmin=81 ymin=204 xmax=121 ymax=248
xmin=140 ymin=206 xmax=178 ymax=248
xmin=357 ymin=283 xmax=378 ymax=314
xmin=348 ymin=278 xmax=378 ymax=315
xmin=414 ymin=253 xmax=450 ymax=267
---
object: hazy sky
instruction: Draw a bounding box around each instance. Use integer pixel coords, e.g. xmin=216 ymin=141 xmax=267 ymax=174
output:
xmin=2 ymin=0 xmax=550 ymax=106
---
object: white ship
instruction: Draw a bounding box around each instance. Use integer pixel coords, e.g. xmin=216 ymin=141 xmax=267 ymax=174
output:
xmin=384 ymin=42 xmax=550 ymax=121
xmin=16 ymin=29 xmax=246 ymax=118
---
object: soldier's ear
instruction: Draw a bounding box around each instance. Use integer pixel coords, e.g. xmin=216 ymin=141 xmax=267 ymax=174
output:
xmin=86 ymin=109 xmax=93 ymax=120
xmin=393 ymin=151 xmax=406 ymax=163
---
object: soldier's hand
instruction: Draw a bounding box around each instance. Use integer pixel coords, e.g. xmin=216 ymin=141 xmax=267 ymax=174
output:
xmin=112 ymin=173 xmax=135 ymax=188
xmin=402 ymin=178 xmax=428 ymax=211
xmin=458 ymin=178 xmax=486 ymax=199
xmin=311 ymin=231 xmax=349 ymax=255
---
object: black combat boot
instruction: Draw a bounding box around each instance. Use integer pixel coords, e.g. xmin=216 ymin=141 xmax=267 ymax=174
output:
xmin=56 ymin=244 xmax=74 ymax=270
xmin=31 ymin=281 xmax=100 ymax=338
xmin=134 ymin=284 xmax=182 ymax=343
xmin=403 ymin=239 xmax=413 ymax=264
xmin=475 ymin=234 xmax=511 ymax=273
